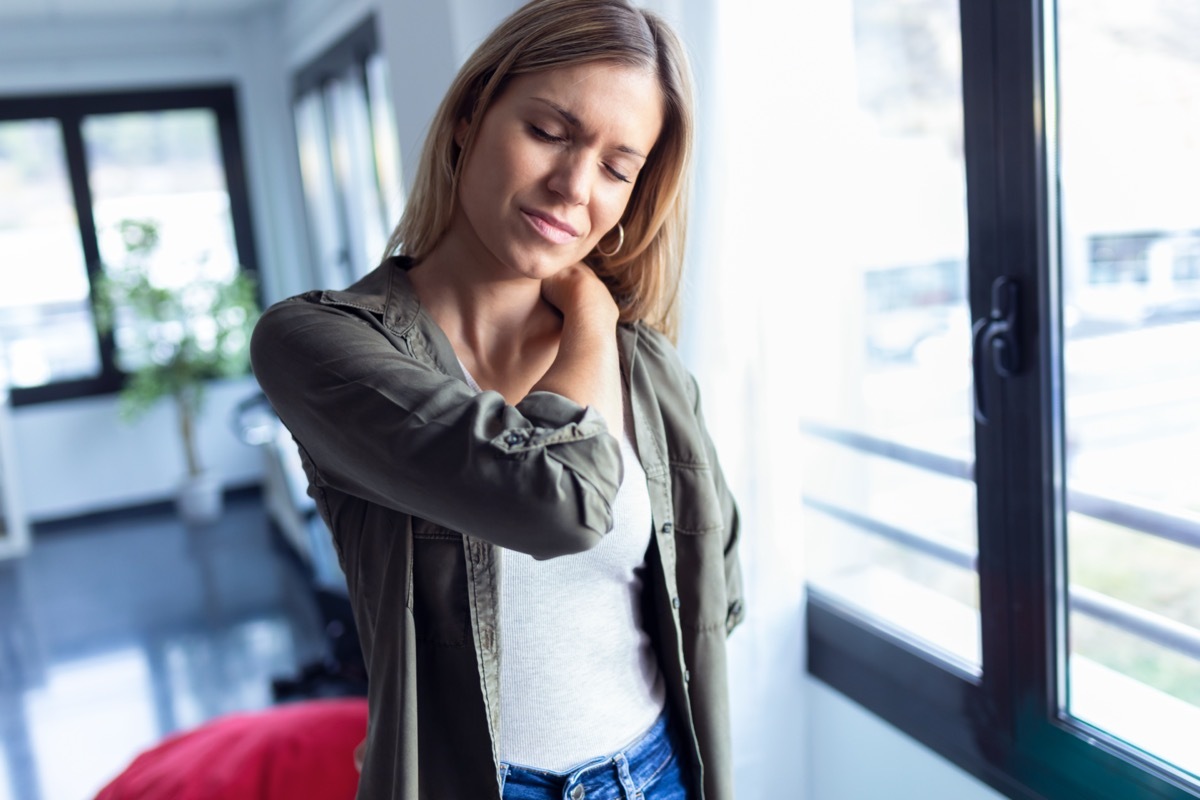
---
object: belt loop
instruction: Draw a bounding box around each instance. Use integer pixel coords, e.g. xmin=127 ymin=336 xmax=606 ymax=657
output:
xmin=614 ymin=752 xmax=640 ymax=800
xmin=497 ymin=762 xmax=509 ymax=796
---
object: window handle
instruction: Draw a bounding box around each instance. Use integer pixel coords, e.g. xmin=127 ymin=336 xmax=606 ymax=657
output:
xmin=972 ymin=277 xmax=1021 ymax=425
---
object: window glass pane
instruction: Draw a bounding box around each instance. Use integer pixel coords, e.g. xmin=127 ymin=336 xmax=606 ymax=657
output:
xmin=294 ymin=91 xmax=349 ymax=288
xmin=801 ymin=0 xmax=979 ymax=668
xmin=82 ymin=109 xmax=240 ymax=371
xmin=325 ymin=74 xmax=387 ymax=280
xmin=1059 ymin=0 xmax=1200 ymax=778
xmin=366 ymin=53 xmax=405 ymax=236
xmin=0 ymin=119 xmax=101 ymax=387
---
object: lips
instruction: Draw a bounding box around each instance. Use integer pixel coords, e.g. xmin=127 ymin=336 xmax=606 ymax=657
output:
xmin=521 ymin=208 xmax=579 ymax=245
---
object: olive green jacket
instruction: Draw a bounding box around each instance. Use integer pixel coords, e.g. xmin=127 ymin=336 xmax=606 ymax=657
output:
xmin=250 ymin=257 xmax=744 ymax=800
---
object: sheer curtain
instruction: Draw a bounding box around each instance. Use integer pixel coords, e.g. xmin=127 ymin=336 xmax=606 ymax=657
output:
xmin=644 ymin=1 xmax=859 ymax=797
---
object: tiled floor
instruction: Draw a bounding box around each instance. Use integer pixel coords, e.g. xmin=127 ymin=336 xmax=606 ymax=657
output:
xmin=0 ymin=493 xmax=330 ymax=800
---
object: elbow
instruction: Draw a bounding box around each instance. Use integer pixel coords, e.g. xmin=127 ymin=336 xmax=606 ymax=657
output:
xmin=497 ymin=427 xmax=620 ymax=560
xmin=530 ymin=489 xmax=614 ymax=560
xmin=515 ymin=465 xmax=617 ymax=561
xmin=528 ymin=527 xmax=605 ymax=561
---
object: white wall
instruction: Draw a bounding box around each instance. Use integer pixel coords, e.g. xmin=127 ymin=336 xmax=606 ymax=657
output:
xmin=13 ymin=378 xmax=263 ymax=521
xmin=807 ymin=678 xmax=1006 ymax=800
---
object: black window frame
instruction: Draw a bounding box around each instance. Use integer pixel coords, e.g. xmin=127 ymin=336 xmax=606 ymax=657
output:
xmin=291 ymin=15 xmax=393 ymax=288
xmin=292 ymin=15 xmax=379 ymax=100
xmin=0 ymin=85 xmax=259 ymax=407
xmin=805 ymin=1 xmax=1200 ymax=798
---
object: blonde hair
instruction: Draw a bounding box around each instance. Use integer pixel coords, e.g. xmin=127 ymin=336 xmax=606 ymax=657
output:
xmin=382 ymin=0 xmax=694 ymax=340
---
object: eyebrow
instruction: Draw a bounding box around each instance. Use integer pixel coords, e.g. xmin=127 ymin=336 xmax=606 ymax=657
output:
xmin=532 ymin=97 xmax=648 ymax=159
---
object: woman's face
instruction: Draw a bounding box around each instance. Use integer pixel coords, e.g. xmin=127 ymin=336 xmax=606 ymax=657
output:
xmin=452 ymin=61 xmax=665 ymax=281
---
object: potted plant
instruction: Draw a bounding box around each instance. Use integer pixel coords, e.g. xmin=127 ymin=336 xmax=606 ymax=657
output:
xmin=96 ymin=218 xmax=260 ymax=525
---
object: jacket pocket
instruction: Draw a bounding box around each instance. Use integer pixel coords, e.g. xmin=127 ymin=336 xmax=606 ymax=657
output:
xmin=669 ymin=460 xmax=725 ymax=536
xmin=669 ymin=463 xmax=729 ymax=630
xmin=411 ymin=520 xmax=470 ymax=647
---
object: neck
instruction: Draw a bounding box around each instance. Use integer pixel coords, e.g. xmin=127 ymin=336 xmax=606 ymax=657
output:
xmin=408 ymin=231 xmax=559 ymax=370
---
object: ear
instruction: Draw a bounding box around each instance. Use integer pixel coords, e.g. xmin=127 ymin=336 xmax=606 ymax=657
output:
xmin=454 ymin=116 xmax=470 ymax=149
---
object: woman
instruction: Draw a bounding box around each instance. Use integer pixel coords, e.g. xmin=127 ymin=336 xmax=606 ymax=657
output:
xmin=250 ymin=1 xmax=743 ymax=798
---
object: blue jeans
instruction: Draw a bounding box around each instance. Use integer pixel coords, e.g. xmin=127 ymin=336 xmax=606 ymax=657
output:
xmin=499 ymin=710 xmax=692 ymax=800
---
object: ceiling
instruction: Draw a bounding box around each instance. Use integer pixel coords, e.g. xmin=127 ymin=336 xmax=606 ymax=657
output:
xmin=0 ymin=0 xmax=277 ymax=23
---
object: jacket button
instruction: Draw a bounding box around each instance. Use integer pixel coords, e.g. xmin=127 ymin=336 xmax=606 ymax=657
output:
xmin=671 ymin=596 xmax=681 ymax=610
xmin=661 ymin=522 xmax=673 ymax=534
xmin=684 ymin=669 xmax=691 ymax=683
xmin=504 ymin=432 xmax=524 ymax=446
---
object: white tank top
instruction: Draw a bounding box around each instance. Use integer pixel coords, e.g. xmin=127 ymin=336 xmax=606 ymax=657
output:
xmin=458 ymin=362 xmax=666 ymax=771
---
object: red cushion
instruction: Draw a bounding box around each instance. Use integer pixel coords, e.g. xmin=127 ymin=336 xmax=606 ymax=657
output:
xmin=94 ymin=698 xmax=367 ymax=800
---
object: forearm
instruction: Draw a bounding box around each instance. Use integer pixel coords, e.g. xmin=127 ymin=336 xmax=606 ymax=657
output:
xmin=251 ymin=298 xmax=623 ymax=557
xmin=531 ymin=312 xmax=623 ymax=435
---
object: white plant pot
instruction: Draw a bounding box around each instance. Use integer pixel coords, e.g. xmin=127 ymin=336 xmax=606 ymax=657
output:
xmin=177 ymin=470 xmax=223 ymax=526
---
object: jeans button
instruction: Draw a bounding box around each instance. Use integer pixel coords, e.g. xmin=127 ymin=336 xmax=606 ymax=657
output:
xmin=571 ymin=784 xmax=585 ymax=800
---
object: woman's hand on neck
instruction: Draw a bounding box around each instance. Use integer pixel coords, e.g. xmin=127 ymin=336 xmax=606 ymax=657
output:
xmin=531 ymin=264 xmax=624 ymax=436
xmin=407 ymin=243 xmax=624 ymax=439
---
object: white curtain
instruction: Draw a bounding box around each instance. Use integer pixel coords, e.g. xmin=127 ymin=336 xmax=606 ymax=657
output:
xmin=659 ymin=1 xmax=864 ymax=797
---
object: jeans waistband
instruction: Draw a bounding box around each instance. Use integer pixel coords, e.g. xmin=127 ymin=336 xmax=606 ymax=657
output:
xmin=499 ymin=708 xmax=680 ymax=800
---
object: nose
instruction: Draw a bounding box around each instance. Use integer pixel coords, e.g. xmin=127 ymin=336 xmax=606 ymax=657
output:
xmin=546 ymin=150 xmax=591 ymax=205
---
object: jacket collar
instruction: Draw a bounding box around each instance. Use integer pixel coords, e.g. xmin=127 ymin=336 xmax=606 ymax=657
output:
xmin=318 ymin=255 xmax=642 ymax=379
xmin=318 ymin=256 xmax=423 ymax=336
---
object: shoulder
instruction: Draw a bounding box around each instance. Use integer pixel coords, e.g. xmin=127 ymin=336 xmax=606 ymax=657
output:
xmin=253 ymin=258 xmax=421 ymax=345
xmin=626 ymin=321 xmax=699 ymax=408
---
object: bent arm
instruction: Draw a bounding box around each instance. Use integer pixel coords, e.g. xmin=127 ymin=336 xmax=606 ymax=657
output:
xmin=250 ymin=299 xmax=622 ymax=560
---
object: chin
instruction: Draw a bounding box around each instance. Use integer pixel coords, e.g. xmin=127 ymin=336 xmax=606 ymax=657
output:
xmin=505 ymin=249 xmax=578 ymax=281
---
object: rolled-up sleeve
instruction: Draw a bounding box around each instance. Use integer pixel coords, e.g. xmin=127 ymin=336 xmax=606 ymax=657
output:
xmin=250 ymin=298 xmax=623 ymax=560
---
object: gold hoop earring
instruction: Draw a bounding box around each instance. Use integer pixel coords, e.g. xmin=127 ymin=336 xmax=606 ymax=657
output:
xmin=596 ymin=223 xmax=624 ymax=257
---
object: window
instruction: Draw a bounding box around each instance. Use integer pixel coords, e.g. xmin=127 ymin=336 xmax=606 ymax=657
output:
xmin=292 ymin=17 xmax=403 ymax=289
xmin=0 ymin=88 xmax=258 ymax=406
xmin=805 ymin=0 xmax=980 ymax=672
xmin=804 ymin=0 xmax=1200 ymax=798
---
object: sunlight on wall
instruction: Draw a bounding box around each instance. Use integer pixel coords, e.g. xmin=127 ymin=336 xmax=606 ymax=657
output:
xmin=679 ymin=2 xmax=864 ymax=797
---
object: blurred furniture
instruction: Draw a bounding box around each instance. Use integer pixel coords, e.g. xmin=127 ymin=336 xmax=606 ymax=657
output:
xmin=234 ymin=392 xmax=365 ymax=698
xmin=93 ymin=697 xmax=368 ymax=800
xmin=233 ymin=392 xmax=346 ymax=588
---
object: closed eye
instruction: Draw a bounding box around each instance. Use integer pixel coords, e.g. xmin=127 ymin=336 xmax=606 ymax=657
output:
xmin=530 ymin=123 xmax=632 ymax=183
xmin=604 ymin=164 xmax=631 ymax=184
xmin=528 ymin=124 xmax=566 ymax=143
